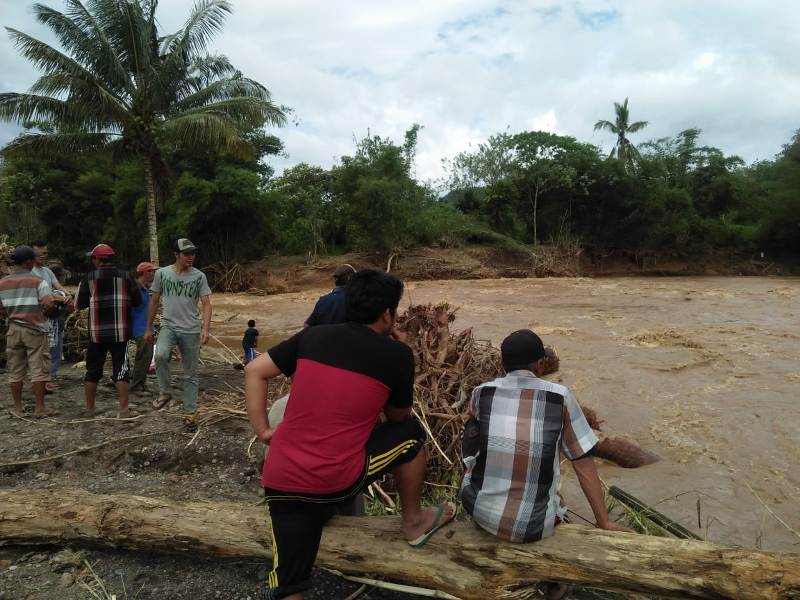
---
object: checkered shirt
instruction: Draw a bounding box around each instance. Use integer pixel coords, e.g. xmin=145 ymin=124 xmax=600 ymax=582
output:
xmin=76 ymin=267 xmax=140 ymax=343
xmin=460 ymin=370 xmax=598 ymax=542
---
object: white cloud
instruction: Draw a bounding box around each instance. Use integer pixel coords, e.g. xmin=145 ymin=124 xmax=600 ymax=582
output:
xmin=1 ymin=0 xmax=798 ymax=180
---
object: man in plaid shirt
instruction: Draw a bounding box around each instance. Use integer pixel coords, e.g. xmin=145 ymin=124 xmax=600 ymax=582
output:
xmin=76 ymin=244 xmax=141 ymax=417
xmin=461 ymin=329 xmax=633 ymax=599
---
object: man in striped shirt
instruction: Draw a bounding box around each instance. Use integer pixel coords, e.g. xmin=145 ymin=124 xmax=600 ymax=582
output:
xmin=76 ymin=244 xmax=141 ymax=417
xmin=0 ymin=245 xmax=55 ymax=417
xmin=461 ymin=329 xmax=633 ymax=599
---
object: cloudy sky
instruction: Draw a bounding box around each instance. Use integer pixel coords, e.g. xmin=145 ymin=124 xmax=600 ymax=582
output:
xmin=1 ymin=0 xmax=798 ymax=182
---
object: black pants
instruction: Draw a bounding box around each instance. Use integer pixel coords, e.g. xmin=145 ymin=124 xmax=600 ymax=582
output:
xmin=263 ymin=417 xmax=425 ymax=599
xmin=84 ymin=341 xmax=130 ymax=383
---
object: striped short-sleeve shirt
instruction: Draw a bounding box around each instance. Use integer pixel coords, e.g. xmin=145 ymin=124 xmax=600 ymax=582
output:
xmin=0 ymin=270 xmax=52 ymax=332
xmin=460 ymin=370 xmax=598 ymax=542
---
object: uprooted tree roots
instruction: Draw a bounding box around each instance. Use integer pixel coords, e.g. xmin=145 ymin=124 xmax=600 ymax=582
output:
xmin=393 ymin=303 xmax=658 ymax=497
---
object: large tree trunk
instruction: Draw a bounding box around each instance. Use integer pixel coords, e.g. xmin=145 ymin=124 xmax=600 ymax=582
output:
xmin=143 ymin=155 xmax=159 ymax=264
xmin=1 ymin=488 xmax=798 ymax=599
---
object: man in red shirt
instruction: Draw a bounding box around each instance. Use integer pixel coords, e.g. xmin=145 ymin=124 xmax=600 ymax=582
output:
xmin=245 ymin=270 xmax=454 ymax=600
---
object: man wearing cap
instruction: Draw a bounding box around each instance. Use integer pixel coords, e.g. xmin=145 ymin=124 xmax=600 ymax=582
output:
xmin=304 ymin=264 xmax=356 ymax=327
xmin=76 ymin=244 xmax=141 ymax=417
xmin=461 ymin=329 xmax=632 ymax=599
xmin=129 ymin=261 xmax=158 ymax=394
xmin=0 ymin=245 xmax=55 ymax=417
xmin=145 ymin=239 xmax=212 ymax=413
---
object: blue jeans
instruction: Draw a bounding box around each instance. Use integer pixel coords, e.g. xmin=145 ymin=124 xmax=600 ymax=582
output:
xmin=50 ymin=326 xmax=64 ymax=381
xmin=155 ymin=327 xmax=200 ymax=412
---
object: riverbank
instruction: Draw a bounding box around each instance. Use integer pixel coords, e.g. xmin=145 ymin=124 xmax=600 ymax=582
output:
xmin=215 ymin=245 xmax=794 ymax=295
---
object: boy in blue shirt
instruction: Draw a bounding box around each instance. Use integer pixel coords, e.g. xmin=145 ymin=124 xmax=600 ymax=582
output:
xmin=242 ymin=319 xmax=259 ymax=364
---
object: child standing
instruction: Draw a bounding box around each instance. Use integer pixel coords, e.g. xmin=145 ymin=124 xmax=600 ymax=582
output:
xmin=242 ymin=319 xmax=259 ymax=364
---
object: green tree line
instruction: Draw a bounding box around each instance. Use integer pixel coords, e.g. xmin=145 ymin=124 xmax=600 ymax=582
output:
xmin=2 ymin=121 xmax=798 ymax=272
xmin=0 ymin=1 xmax=797 ymax=272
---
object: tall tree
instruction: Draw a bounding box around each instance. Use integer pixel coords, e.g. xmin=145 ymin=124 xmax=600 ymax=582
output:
xmin=594 ymin=97 xmax=648 ymax=167
xmin=0 ymin=0 xmax=285 ymax=263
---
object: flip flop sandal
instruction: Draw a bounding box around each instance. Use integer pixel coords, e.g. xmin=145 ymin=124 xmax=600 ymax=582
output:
xmin=152 ymin=395 xmax=171 ymax=410
xmin=407 ymin=502 xmax=456 ymax=548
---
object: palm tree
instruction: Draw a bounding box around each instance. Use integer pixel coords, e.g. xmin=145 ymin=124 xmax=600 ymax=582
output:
xmin=594 ymin=97 xmax=648 ymax=167
xmin=0 ymin=0 xmax=286 ymax=263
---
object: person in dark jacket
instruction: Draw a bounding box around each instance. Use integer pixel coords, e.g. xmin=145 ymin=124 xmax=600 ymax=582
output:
xmin=76 ymin=244 xmax=141 ymax=417
xmin=304 ymin=264 xmax=356 ymax=327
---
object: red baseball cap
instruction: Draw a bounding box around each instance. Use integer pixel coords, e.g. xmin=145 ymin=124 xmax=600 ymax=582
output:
xmin=136 ymin=261 xmax=158 ymax=273
xmin=86 ymin=243 xmax=115 ymax=258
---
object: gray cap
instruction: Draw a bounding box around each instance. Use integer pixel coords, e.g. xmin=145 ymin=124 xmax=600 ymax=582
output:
xmin=175 ymin=238 xmax=197 ymax=253
xmin=11 ymin=245 xmax=36 ymax=264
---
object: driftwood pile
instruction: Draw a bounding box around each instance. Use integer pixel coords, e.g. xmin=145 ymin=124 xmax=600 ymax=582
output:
xmin=204 ymin=262 xmax=257 ymax=293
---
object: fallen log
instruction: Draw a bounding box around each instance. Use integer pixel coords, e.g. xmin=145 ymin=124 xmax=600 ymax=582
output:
xmin=1 ymin=488 xmax=798 ymax=599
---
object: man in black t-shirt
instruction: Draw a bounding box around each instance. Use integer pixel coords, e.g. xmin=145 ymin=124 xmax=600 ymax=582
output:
xmin=245 ymin=270 xmax=455 ymax=600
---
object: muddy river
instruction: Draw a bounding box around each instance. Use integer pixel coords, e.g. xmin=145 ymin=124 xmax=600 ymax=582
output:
xmin=208 ymin=277 xmax=800 ymax=552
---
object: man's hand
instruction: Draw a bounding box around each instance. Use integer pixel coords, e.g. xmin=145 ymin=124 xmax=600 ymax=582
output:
xmin=597 ymin=519 xmax=636 ymax=534
xmin=143 ymin=331 xmax=154 ymax=344
xmin=390 ymin=327 xmax=408 ymax=344
xmin=200 ymin=330 xmax=209 ymax=346
xmin=257 ymin=427 xmax=274 ymax=445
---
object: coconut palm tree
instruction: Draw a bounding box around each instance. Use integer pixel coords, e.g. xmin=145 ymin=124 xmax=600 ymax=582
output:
xmin=594 ymin=97 xmax=648 ymax=167
xmin=0 ymin=0 xmax=286 ymax=263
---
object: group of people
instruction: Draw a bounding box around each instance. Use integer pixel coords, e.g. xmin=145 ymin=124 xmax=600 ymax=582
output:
xmin=1 ymin=238 xmax=212 ymax=418
xmin=3 ymin=245 xmax=633 ymax=599
xmin=244 ymin=268 xmax=634 ymax=600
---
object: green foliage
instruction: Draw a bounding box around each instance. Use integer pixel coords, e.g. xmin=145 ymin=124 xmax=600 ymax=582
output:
xmin=594 ymin=97 xmax=648 ymax=167
xmin=0 ymin=0 xmax=287 ymax=261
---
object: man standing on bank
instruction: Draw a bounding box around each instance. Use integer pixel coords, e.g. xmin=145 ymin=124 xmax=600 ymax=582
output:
xmin=76 ymin=244 xmax=141 ymax=417
xmin=145 ymin=239 xmax=212 ymax=414
xmin=130 ymin=261 xmax=158 ymax=394
xmin=245 ymin=269 xmax=454 ymax=600
xmin=0 ymin=245 xmax=55 ymax=417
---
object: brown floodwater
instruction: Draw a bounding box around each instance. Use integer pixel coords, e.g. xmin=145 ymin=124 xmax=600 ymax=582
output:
xmin=208 ymin=277 xmax=800 ymax=552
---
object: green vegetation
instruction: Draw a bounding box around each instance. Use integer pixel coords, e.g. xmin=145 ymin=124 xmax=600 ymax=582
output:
xmin=0 ymin=4 xmax=797 ymax=273
xmin=0 ymin=0 xmax=285 ymax=263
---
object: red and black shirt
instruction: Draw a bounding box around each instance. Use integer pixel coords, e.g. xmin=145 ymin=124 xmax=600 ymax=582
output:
xmin=263 ymin=323 xmax=415 ymax=494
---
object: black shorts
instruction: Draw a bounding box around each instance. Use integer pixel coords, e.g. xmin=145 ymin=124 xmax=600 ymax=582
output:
xmin=84 ymin=341 xmax=131 ymax=383
xmin=262 ymin=416 xmax=425 ymax=599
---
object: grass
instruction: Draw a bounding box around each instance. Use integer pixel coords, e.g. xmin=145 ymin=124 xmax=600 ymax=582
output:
xmin=79 ymin=559 xmax=145 ymax=600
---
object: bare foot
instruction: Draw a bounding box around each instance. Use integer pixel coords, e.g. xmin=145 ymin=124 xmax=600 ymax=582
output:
xmin=33 ymin=408 xmax=58 ymax=419
xmin=402 ymin=502 xmax=456 ymax=546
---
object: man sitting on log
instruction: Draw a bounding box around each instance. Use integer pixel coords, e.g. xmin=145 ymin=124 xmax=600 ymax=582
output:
xmin=461 ymin=329 xmax=633 ymax=600
xmin=245 ymin=269 xmax=455 ymax=600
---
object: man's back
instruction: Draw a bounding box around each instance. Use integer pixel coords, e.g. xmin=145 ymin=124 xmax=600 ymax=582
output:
xmin=0 ymin=271 xmax=51 ymax=332
xmin=264 ymin=322 xmax=414 ymax=494
xmin=305 ymin=286 xmax=346 ymax=326
xmin=78 ymin=267 xmax=140 ymax=343
xmin=461 ymin=370 xmax=597 ymax=542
